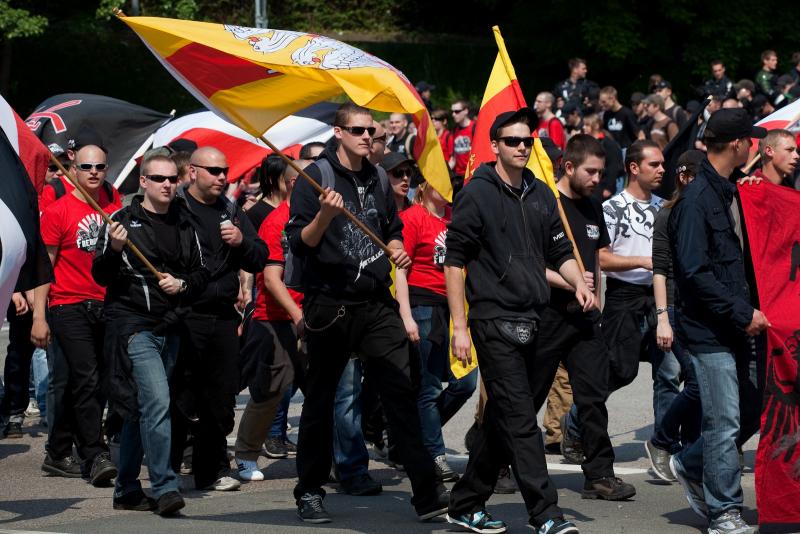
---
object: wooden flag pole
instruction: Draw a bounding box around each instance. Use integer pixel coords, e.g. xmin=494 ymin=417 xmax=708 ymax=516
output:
xmin=49 ymin=155 xmax=164 ymax=280
xmin=742 ymin=109 xmax=800 ymax=174
xmin=258 ymin=135 xmax=394 ymax=258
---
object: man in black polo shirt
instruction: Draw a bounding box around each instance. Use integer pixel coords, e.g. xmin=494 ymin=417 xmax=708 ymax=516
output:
xmin=535 ymin=135 xmax=635 ymax=501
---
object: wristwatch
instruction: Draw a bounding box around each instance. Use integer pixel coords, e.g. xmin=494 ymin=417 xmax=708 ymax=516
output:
xmin=179 ymin=279 xmax=188 ymax=293
xmin=655 ymin=307 xmax=668 ymax=315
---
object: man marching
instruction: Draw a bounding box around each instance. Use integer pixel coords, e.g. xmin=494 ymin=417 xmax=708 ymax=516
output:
xmin=445 ymin=109 xmax=595 ymax=534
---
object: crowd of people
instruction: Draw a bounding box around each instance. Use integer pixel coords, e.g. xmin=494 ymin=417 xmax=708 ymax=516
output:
xmin=0 ymin=49 xmax=799 ymax=534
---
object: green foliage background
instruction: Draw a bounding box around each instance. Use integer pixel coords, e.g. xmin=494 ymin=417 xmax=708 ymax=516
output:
xmin=3 ymin=0 xmax=799 ymax=117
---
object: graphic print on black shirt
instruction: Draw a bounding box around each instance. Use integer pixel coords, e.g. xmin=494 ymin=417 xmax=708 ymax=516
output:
xmin=549 ymin=194 xmax=610 ymax=304
xmin=602 ymin=107 xmax=640 ymax=148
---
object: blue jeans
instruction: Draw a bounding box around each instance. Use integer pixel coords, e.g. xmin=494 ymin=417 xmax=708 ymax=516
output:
xmin=413 ymin=305 xmax=477 ymax=458
xmin=269 ymin=387 xmax=293 ymax=440
xmin=115 ymin=331 xmax=180 ymax=499
xmin=676 ymin=350 xmax=760 ymax=519
xmin=332 ymin=358 xmax=369 ymax=481
xmin=30 ymin=348 xmax=48 ymax=417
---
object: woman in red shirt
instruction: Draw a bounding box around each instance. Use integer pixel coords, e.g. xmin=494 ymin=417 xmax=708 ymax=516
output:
xmin=395 ymin=181 xmax=478 ymax=482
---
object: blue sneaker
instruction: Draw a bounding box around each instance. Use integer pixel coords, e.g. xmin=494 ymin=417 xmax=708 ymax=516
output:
xmin=447 ymin=510 xmax=507 ymax=534
xmin=533 ymin=517 xmax=579 ymax=534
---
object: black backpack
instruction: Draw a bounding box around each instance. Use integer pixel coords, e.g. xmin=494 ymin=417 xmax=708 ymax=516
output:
xmin=51 ymin=178 xmax=115 ymax=202
xmin=283 ymin=158 xmax=389 ymax=290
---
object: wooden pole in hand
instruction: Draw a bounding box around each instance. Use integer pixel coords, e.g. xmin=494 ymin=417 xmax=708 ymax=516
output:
xmin=258 ymin=135 xmax=394 ymax=258
xmin=742 ymin=109 xmax=800 ymax=174
xmin=49 ymin=155 xmax=164 ymax=280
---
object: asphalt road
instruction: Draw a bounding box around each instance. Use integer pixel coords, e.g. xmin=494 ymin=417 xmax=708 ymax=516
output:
xmin=0 ymin=326 xmax=782 ymax=534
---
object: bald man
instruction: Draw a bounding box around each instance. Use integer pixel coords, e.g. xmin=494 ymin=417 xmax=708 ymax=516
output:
xmin=172 ymin=146 xmax=268 ymax=492
xmin=387 ymin=113 xmax=416 ymax=158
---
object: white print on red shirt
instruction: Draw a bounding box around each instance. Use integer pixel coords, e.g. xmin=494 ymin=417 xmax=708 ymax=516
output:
xmin=75 ymin=212 xmax=104 ymax=252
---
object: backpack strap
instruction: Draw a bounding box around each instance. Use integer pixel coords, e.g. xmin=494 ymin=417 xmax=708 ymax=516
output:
xmin=51 ymin=179 xmax=66 ymax=200
xmin=404 ymin=133 xmax=415 ymax=158
xmin=102 ymin=181 xmax=115 ymax=203
xmin=376 ymin=165 xmax=389 ymax=197
xmin=316 ymin=158 xmax=336 ymax=190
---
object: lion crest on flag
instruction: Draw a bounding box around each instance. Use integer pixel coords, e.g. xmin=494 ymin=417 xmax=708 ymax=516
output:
xmin=224 ymin=25 xmax=394 ymax=71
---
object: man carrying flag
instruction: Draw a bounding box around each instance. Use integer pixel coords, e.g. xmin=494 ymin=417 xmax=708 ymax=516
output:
xmin=445 ymin=109 xmax=594 ymax=534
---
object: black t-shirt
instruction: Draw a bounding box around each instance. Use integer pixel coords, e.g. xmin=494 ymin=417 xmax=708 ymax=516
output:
xmin=246 ymin=200 xmax=275 ymax=231
xmin=603 ymin=106 xmax=640 ymax=148
xmin=548 ymin=193 xmax=610 ymax=305
xmin=184 ymin=191 xmax=226 ymax=259
xmin=142 ymin=207 xmax=180 ymax=266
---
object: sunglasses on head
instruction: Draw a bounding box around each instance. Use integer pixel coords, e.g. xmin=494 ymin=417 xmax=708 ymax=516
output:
xmin=497 ymin=136 xmax=535 ymax=148
xmin=192 ymin=164 xmax=229 ymax=176
xmin=391 ymin=168 xmax=413 ymax=179
xmin=337 ymin=125 xmax=376 ymax=136
xmin=145 ymin=174 xmax=179 ymax=184
xmin=451 ymin=108 xmax=465 ymax=114
xmin=77 ymin=163 xmax=107 ymax=171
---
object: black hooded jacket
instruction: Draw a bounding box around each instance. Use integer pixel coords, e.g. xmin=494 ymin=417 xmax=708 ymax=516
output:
xmin=286 ymin=144 xmax=403 ymax=303
xmin=176 ymin=185 xmax=268 ymax=314
xmin=444 ymin=163 xmax=574 ymax=320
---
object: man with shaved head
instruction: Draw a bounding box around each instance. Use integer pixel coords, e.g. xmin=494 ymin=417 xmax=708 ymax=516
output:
xmin=172 ymin=146 xmax=268 ymax=492
xmin=387 ymin=112 xmax=416 ymax=158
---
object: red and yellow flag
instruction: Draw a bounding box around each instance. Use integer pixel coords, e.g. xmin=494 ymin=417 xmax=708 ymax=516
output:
xmin=463 ymin=26 xmax=557 ymax=195
xmin=118 ymin=16 xmax=452 ymax=201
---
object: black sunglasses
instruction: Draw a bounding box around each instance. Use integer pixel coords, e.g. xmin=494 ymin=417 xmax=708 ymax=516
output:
xmin=337 ymin=125 xmax=376 ymax=136
xmin=77 ymin=163 xmax=107 ymax=171
xmin=498 ymin=136 xmax=535 ymax=148
xmin=372 ymin=134 xmax=387 ymax=143
xmin=391 ymin=168 xmax=413 ymax=179
xmin=451 ymin=108 xmax=465 ymax=114
xmin=432 ymin=116 xmax=447 ymax=121
xmin=192 ymin=164 xmax=229 ymax=176
xmin=146 ymin=174 xmax=179 ymax=184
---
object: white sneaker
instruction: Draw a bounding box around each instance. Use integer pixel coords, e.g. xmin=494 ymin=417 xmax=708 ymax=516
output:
xmin=236 ymin=459 xmax=264 ymax=481
xmin=203 ymin=475 xmax=241 ymax=491
xmin=24 ymin=399 xmax=40 ymax=417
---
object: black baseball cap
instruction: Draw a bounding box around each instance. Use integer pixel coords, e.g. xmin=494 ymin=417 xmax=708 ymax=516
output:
xmin=489 ymin=108 xmax=537 ymax=140
xmin=69 ymin=123 xmax=107 ymax=153
xmin=168 ymin=138 xmax=198 ymax=154
xmin=415 ymin=81 xmax=435 ymax=93
xmin=653 ymin=80 xmax=672 ymax=90
xmin=703 ymin=108 xmax=767 ymax=143
xmin=381 ymin=151 xmax=415 ymax=172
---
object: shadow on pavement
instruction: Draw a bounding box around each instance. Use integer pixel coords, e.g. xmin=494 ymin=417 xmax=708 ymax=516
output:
xmin=0 ymin=497 xmax=84 ymax=524
xmin=0 ymin=441 xmax=30 ymax=460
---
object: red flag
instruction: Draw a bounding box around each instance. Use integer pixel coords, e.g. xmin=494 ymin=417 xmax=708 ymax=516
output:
xmin=1 ymin=94 xmax=50 ymax=194
xmin=739 ymin=182 xmax=800 ymax=524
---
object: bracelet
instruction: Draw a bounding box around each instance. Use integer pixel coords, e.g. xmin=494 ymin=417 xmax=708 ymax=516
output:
xmin=656 ymin=307 xmax=668 ymax=315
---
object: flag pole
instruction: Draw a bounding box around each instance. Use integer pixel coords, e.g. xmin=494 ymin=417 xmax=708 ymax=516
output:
xmin=258 ymin=135 xmax=393 ymax=258
xmin=48 ymin=155 xmax=164 ymax=280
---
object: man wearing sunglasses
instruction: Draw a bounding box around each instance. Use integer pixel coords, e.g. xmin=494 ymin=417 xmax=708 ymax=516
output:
xmin=172 ymin=146 xmax=267 ymax=493
xmin=92 ymin=154 xmax=209 ymax=515
xmin=32 ymin=143 xmax=121 ymax=486
xmin=445 ymin=109 xmax=595 ymax=534
xmin=286 ymin=101 xmax=449 ymax=524
xmin=451 ymin=100 xmax=475 ymax=177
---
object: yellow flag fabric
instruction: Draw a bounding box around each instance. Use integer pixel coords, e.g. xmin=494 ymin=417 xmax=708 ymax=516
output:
xmin=118 ymin=16 xmax=452 ymax=201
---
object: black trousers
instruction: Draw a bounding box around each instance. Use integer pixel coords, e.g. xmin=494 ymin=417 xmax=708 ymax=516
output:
xmin=1 ymin=304 xmax=35 ymax=418
xmin=48 ymin=301 xmax=108 ymax=463
xmin=172 ymin=313 xmax=240 ymax=489
xmin=293 ymin=296 xmax=439 ymax=509
xmin=449 ymin=317 xmax=562 ymax=528
xmin=533 ymin=306 xmax=614 ymax=480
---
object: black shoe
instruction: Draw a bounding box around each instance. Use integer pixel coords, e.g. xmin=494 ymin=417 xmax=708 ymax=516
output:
xmin=581 ymin=476 xmax=636 ymax=501
xmin=534 ymin=516 xmax=580 ymax=533
xmin=113 ymin=489 xmax=157 ymax=511
xmin=90 ymin=452 xmax=118 ymax=487
xmin=156 ymin=491 xmax=185 ymax=516
xmin=3 ymin=421 xmax=23 ymax=438
xmin=340 ymin=473 xmax=382 ymax=496
xmin=416 ymin=487 xmax=449 ymax=521
xmin=465 ymin=421 xmax=481 ymax=452
xmin=42 ymin=453 xmax=83 ymax=478
xmin=494 ymin=467 xmax=517 ymax=494
xmin=544 ymin=442 xmax=562 ymax=455
xmin=434 ymin=455 xmax=460 ymax=482
xmin=265 ymin=437 xmax=289 ymax=459
xmin=284 ymin=438 xmax=298 ymax=456
xmin=297 ymin=492 xmax=332 ymax=523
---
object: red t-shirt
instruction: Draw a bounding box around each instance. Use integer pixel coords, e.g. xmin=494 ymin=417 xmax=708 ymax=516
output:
xmin=537 ymin=117 xmax=566 ymax=150
xmin=438 ymin=129 xmax=454 ymax=163
xmin=400 ymin=204 xmax=451 ymax=297
xmin=452 ymin=120 xmax=474 ymax=174
xmin=40 ymin=192 xmax=122 ymax=307
xmin=39 ymin=177 xmax=122 ymax=213
xmin=253 ymin=202 xmax=304 ymax=322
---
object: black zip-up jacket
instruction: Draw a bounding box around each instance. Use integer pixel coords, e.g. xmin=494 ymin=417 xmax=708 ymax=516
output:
xmin=176 ymin=185 xmax=268 ymax=314
xmin=669 ymin=158 xmax=753 ymax=354
xmin=93 ymin=195 xmax=209 ymax=317
xmin=92 ymin=196 xmax=210 ymax=420
xmin=286 ymin=144 xmax=403 ymax=302
xmin=444 ymin=163 xmax=574 ymax=320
